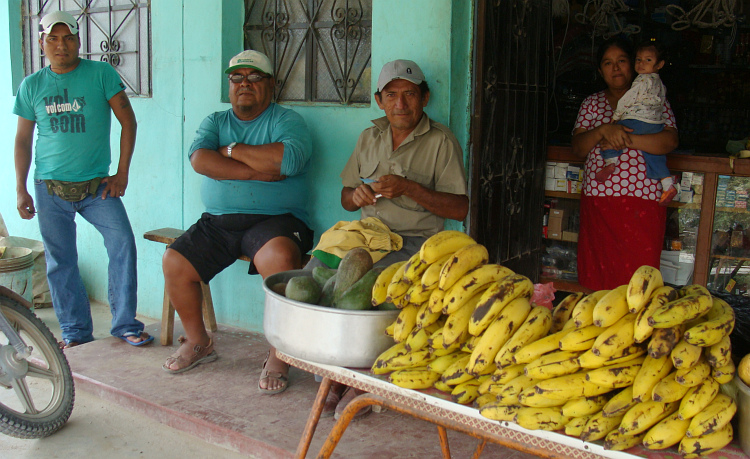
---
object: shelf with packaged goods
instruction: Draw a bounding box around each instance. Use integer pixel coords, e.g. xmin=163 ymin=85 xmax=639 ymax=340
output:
xmin=547 ymin=146 xmax=750 ymax=292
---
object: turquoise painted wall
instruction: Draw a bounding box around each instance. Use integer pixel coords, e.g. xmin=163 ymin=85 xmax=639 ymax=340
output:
xmin=0 ymin=0 xmax=474 ymax=333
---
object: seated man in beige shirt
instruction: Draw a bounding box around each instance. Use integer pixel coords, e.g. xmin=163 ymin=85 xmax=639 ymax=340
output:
xmin=325 ymin=59 xmax=469 ymax=419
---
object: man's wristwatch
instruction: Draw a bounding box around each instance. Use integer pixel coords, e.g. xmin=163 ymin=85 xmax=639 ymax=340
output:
xmin=227 ymin=142 xmax=237 ymax=158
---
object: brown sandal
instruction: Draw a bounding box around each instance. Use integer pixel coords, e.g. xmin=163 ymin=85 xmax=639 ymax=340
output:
xmin=258 ymin=351 xmax=289 ymax=395
xmin=162 ymin=336 xmax=218 ymax=374
xmin=322 ymin=382 xmax=347 ymax=418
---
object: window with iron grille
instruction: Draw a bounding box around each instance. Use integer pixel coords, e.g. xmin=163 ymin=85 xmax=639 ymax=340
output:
xmin=22 ymin=1 xmax=151 ymax=97
xmin=244 ymin=0 xmax=372 ymax=104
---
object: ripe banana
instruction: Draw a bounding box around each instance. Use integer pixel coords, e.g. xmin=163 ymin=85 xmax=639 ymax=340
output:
xmin=433 ymin=379 xmax=454 ymax=393
xmin=671 ymin=339 xmax=703 ymax=369
xmin=712 ymin=359 xmax=735 ymax=384
xmin=440 ymin=354 xmax=473 ymax=386
xmin=389 ymin=367 xmax=442 ymax=389
xmin=679 ymin=422 xmax=733 ymax=458
xmin=371 ymin=260 xmax=408 ymax=306
xmin=405 ymin=321 xmax=441 ymax=352
xmin=478 ymin=374 xmax=495 ymax=395
xmin=632 ymin=354 xmax=673 ymax=402
xmin=634 ymin=285 xmax=676 ymax=343
xmin=491 ymin=363 xmax=526 ymax=384
xmin=533 ymin=372 xmax=607 ymax=401
xmin=627 ymin=265 xmax=664 ymax=313
xmin=438 ymin=243 xmax=489 ymax=291
xmin=372 ymin=341 xmax=409 ymax=374
xmin=469 ymin=275 xmax=533 ymax=336
xmin=562 ymin=394 xmax=610 ymax=418
xmin=426 ymin=351 xmax=469 ymax=374
xmin=593 ymin=285 xmax=630 ymax=328
xmin=648 ymin=324 xmax=683 ymax=359
xmin=461 ymin=334 xmax=480 ymax=354
xmin=479 ymin=402 xmax=520 ymax=422
xmin=441 ymin=264 xmax=513 ymax=314
xmin=402 ymin=253 xmax=430 ymax=285
xmin=518 ymin=385 xmax=567 ymax=407
xmin=491 ymin=374 xmax=537 ymax=403
xmin=642 ymin=411 xmax=691 ymax=450
xmin=415 ymin=301 xmax=441 ymax=329
xmin=604 ymin=429 xmax=646 ymax=451
xmin=419 ymin=231 xmax=475 ymax=264
xmin=386 ymin=277 xmax=412 ymax=305
xmin=591 ymin=313 xmax=637 ymax=358
xmin=578 ymin=343 xmax=646 ymax=369
xmin=420 ymin=253 xmax=452 ymax=290
xmin=551 ymin=292 xmax=584 ymax=333
xmin=618 ymin=400 xmax=679 ymax=435
xmin=585 ymin=356 xmax=645 ymax=389
xmin=686 ymin=393 xmax=736 ymax=437
xmin=525 ymin=350 xmax=582 ymax=381
xmin=474 ymin=392 xmax=498 ymax=409
xmin=385 ymin=321 xmax=395 ymax=337
xmin=451 ymin=377 xmax=484 ymax=405
xmin=675 ymin=356 xmax=711 ymax=387
xmin=466 ymin=298 xmax=531 ymax=375
xmin=683 ymin=297 xmax=735 ymax=347
xmin=559 ymin=324 xmax=605 ymax=352
xmin=493 ymin=305 xmax=552 ymax=368
xmin=651 ymin=371 xmax=690 ymax=402
xmin=393 ymin=304 xmax=420 ymax=342
xmin=428 ymin=288 xmax=446 ymax=314
xmin=648 ymin=287 xmax=712 ymax=328
xmin=602 ymin=387 xmax=638 ymax=418
xmin=678 ymin=376 xmax=720 ymax=420
xmin=565 ymin=414 xmax=595 ymax=437
xmin=705 ymin=334 xmax=732 ymax=368
xmin=514 ymin=406 xmax=571 ymax=431
xmin=580 ymin=410 xmax=623 ymax=441
xmin=405 ymin=282 xmax=434 ymax=305
xmin=571 ymin=290 xmax=609 ymax=329
xmin=513 ymin=329 xmax=570 ymax=365
xmin=442 ymin=291 xmax=483 ymax=347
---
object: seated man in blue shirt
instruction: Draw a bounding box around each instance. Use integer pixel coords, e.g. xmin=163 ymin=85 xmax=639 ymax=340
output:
xmin=161 ymin=50 xmax=313 ymax=395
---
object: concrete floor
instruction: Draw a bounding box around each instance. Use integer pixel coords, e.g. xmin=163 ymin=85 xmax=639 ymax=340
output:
xmin=0 ymin=300 xmax=544 ymax=458
xmin=0 ymin=301 xmax=247 ymax=458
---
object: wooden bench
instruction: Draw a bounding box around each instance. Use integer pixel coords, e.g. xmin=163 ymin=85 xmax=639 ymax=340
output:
xmin=143 ymin=228 xmax=237 ymax=345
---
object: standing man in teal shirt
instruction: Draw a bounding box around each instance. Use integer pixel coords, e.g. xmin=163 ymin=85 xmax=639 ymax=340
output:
xmin=162 ymin=50 xmax=313 ymax=395
xmin=13 ymin=11 xmax=149 ymax=347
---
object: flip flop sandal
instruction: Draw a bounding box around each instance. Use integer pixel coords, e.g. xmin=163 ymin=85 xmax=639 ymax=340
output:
xmin=322 ymin=383 xmax=348 ymax=418
xmin=162 ymin=336 xmax=218 ymax=374
xmin=258 ymin=351 xmax=289 ymax=395
xmin=58 ymin=339 xmax=81 ymax=350
xmin=119 ymin=331 xmax=155 ymax=346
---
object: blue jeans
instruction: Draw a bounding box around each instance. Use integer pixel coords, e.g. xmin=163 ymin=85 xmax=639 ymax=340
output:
xmin=601 ymin=119 xmax=669 ymax=180
xmin=34 ymin=180 xmax=143 ymax=343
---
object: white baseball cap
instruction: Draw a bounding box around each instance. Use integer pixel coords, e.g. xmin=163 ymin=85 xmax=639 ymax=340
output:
xmin=39 ymin=11 xmax=79 ymax=38
xmin=376 ymin=60 xmax=425 ymax=92
xmin=225 ymin=50 xmax=274 ymax=76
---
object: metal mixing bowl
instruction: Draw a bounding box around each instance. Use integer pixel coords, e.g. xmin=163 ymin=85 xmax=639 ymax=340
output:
xmin=262 ymin=270 xmax=399 ymax=368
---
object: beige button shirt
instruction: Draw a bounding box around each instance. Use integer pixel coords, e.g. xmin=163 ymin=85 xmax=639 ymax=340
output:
xmin=340 ymin=114 xmax=467 ymax=238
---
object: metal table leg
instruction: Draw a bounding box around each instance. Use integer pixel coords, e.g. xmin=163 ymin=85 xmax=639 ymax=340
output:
xmin=295 ymin=377 xmax=331 ymax=459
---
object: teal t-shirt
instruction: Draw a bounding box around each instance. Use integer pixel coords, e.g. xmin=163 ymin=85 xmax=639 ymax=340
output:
xmin=189 ymin=104 xmax=312 ymax=224
xmin=13 ymin=59 xmax=126 ymax=181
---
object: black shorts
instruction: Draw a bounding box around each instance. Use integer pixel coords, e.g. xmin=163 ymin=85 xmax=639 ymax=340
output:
xmin=169 ymin=213 xmax=314 ymax=282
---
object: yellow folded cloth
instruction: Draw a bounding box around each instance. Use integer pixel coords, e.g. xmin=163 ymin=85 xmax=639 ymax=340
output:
xmin=313 ymin=217 xmax=403 ymax=265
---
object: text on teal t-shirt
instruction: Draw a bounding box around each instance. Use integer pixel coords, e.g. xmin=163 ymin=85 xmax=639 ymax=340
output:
xmin=13 ymin=59 xmax=126 ymax=181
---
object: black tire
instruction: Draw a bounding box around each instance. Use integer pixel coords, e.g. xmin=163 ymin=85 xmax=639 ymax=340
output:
xmin=0 ymin=294 xmax=75 ymax=438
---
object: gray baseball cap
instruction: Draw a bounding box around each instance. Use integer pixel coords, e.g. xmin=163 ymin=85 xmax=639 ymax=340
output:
xmin=39 ymin=11 xmax=79 ymax=38
xmin=376 ymin=59 xmax=425 ymax=92
xmin=225 ymin=50 xmax=274 ymax=76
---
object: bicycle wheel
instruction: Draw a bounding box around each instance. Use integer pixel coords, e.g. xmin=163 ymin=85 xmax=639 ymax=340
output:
xmin=0 ymin=293 xmax=74 ymax=438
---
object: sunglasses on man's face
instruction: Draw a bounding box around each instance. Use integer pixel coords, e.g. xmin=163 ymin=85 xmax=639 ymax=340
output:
xmin=228 ymin=73 xmax=271 ymax=84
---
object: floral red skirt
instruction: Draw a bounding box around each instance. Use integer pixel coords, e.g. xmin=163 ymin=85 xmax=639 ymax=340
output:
xmin=577 ymin=195 xmax=667 ymax=291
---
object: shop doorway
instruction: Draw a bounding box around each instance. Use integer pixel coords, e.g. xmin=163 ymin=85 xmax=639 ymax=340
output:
xmin=470 ymin=0 xmax=552 ymax=281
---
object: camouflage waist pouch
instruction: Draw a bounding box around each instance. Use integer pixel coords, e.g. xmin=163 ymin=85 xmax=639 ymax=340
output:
xmin=44 ymin=177 xmax=103 ymax=202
